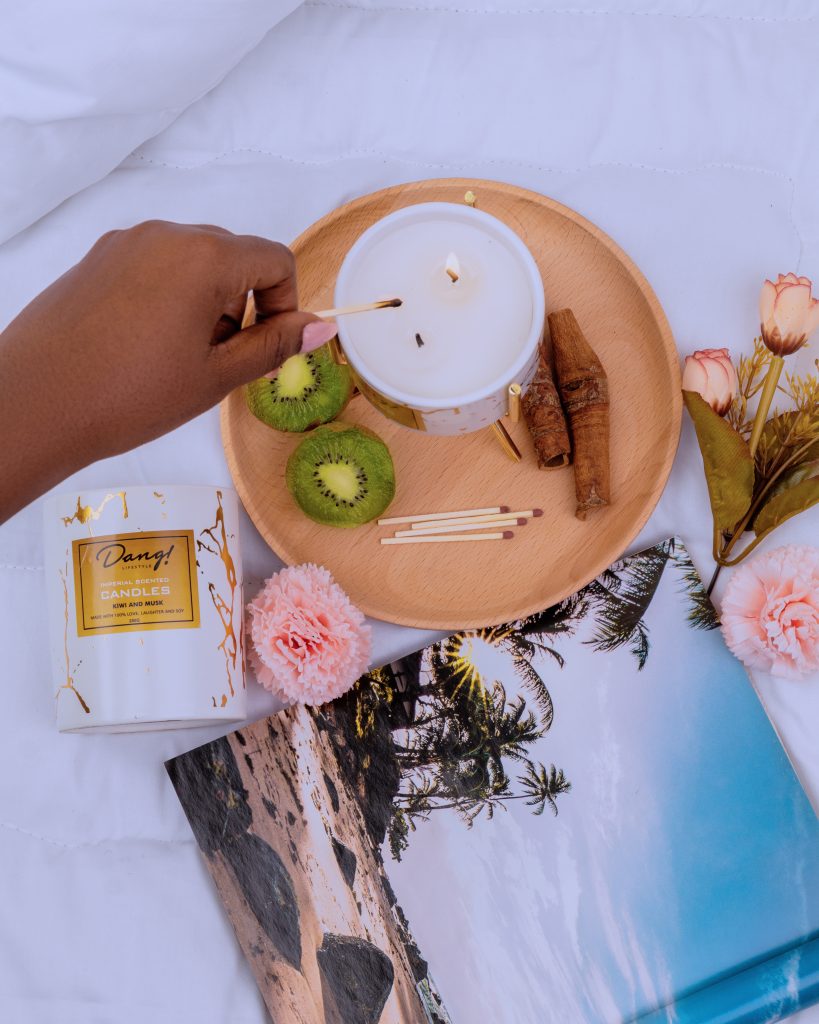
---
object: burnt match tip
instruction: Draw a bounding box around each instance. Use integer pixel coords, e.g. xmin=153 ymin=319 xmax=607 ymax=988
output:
xmin=532 ymin=508 xmax=544 ymax=517
xmin=387 ymin=298 xmax=402 ymax=308
xmin=515 ymin=518 xmax=527 ymax=526
xmin=499 ymin=505 xmax=511 ymax=514
xmin=502 ymin=530 xmax=514 ymax=539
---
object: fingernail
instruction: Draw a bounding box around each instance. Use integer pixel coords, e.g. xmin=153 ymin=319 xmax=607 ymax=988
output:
xmin=301 ymin=320 xmax=338 ymax=353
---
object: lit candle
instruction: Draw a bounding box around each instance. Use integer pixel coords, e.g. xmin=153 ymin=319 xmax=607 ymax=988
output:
xmin=334 ymin=203 xmax=544 ymax=434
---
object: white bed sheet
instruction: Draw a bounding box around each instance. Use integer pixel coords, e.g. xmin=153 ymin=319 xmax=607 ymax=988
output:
xmin=1 ymin=2 xmax=819 ymax=1021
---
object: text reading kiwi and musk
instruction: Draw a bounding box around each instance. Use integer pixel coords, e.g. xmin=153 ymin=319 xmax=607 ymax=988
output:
xmin=72 ymin=530 xmax=200 ymax=636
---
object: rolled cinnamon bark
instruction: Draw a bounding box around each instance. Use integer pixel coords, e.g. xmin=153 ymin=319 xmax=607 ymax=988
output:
xmin=521 ymin=349 xmax=571 ymax=470
xmin=549 ymin=308 xmax=610 ymax=520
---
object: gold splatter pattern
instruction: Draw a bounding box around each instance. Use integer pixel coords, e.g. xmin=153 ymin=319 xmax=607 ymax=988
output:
xmin=62 ymin=492 xmax=128 ymax=531
xmin=57 ymin=564 xmax=90 ymax=714
xmin=197 ymin=491 xmax=242 ymax=702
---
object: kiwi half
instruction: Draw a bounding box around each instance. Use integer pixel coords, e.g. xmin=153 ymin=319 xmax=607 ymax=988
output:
xmin=286 ymin=423 xmax=396 ymax=527
xmin=246 ymin=346 xmax=353 ymax=432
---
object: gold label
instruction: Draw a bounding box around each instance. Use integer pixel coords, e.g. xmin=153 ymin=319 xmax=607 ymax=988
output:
xmin=72 ymin=530 xmax=200 ymax=637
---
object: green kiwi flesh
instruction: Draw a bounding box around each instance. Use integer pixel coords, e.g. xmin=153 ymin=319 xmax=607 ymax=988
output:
xmin=246 ymin=346 xmax=353 ymax=432
xmin=286 ymin=423 xmax=396 ymax=527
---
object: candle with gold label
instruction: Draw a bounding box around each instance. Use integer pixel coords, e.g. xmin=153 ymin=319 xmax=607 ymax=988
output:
xmin=43 ymin=485 xmax=246 ymax=733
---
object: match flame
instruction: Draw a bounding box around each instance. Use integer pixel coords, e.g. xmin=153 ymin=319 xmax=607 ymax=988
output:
xmin=445 ymin=252 xmax=460 ymax=283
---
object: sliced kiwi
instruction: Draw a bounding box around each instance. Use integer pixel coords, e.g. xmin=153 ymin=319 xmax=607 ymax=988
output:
xmin=286 ymin=422 xmax=396 ymax=527
xmin=246 ymin=346 xmax=353 ymax=432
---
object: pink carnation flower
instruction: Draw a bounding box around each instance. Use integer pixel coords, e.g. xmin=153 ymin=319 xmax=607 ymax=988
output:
xmin=721 ymin=546 xmax=819 ymax=680
xmin=246 ymin=564 xmax=371 ymax=704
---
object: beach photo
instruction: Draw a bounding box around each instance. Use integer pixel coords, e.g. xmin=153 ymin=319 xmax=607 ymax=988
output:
xmin=168 ymin=540 xmax=819 ymax=1024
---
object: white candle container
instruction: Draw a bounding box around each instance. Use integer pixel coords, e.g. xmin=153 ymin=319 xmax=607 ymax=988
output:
xmin=43 ymin=485 xmax=246 ymax=733
xmin=334 ymin=202 xmax=545 ymax=435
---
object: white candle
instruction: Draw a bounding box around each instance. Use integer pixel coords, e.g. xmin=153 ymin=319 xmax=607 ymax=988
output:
xmin=334 ymin=204 xmax=544 ymax=421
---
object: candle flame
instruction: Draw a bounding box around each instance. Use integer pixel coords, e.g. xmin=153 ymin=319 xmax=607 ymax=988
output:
xmin=445 ymin=252 xmax=460 ymax=284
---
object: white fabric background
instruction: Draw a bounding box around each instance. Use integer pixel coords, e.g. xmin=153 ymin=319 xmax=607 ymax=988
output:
xmin=1 ymin=1 xmax=818 ymax=1021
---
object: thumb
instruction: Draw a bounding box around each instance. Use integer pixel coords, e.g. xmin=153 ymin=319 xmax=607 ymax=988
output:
xmin=212 ymin=312 xmax=337 ymax=389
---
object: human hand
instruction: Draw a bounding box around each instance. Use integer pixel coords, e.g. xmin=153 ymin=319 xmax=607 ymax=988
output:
xmin=0 ymin=221 xmax=337 ymax=523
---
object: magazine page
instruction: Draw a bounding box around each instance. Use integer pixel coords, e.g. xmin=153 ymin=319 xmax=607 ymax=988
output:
xmin=168 ymin=540 xmax=819 ymax=1024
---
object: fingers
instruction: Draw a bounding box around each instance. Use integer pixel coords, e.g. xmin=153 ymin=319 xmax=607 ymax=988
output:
xmin=217 ymin=234 xmax=300 ymax=317
xmin=211 ymin=293 xmax=250 ymax=344
xmin=211 ymin=310 xmax=321 ymax=390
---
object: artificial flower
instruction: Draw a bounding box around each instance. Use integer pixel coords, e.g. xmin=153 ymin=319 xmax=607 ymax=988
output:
xmin=759 ymin=273 xmax=819 ymax=357
xmin=721 ymin=545 xmax=819 ymax=680
xmin=681 ymin=348 xmax=737 ymax=416
xmin=246 ymin=563 xmax=371 ymax=704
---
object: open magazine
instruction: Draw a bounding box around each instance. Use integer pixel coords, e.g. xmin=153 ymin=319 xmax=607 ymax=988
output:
xmin=167 ymin=539 xmax=819 ymax=1024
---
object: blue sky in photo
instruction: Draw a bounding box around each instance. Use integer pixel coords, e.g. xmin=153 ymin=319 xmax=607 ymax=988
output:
xmin=386 ymin=549 xmax=819 ymax=1024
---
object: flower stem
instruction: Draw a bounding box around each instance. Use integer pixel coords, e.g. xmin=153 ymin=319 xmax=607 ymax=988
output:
xmin=748 ymin=355 xmax=784 ymax=456
xmin=706 ymin=564 xmax=721 ymax=598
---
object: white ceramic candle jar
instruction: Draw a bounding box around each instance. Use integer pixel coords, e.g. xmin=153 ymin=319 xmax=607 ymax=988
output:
xmin=43 ymin=485 xmax=246 ymax=733
xmin=334 ymin=202 xmax=545 ymax=435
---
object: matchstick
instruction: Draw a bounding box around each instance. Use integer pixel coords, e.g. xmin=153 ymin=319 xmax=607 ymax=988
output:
xmin=378 ymin=506 xmax=510 ymax=526
xmin=313 ymin=298 xmax=402 ymax=318
xmin=410 ymin=509 xmax=543 ymax=530
xmin=395 ymin=518 xmax=526 ymax=537
xmin=381 ymin=532 xmax=514 ymax=545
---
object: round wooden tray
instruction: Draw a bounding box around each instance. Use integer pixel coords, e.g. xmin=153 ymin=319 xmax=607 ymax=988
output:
xmin=221 ymin=178 xmax=680 ymax=629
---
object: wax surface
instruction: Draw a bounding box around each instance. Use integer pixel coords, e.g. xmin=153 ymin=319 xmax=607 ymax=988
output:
xmin=338 ymin=215 xmax=534 ymax=401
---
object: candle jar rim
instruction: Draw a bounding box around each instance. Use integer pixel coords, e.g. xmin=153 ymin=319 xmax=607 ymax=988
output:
xmin=49 ymin=482 xmax=239 ymax=498
xmin=334 ymin=201 xmax=545 ymax=411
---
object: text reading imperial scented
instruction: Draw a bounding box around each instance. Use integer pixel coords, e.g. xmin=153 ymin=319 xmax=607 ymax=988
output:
xmin=44 ymin=485 xmax=246 ymax=733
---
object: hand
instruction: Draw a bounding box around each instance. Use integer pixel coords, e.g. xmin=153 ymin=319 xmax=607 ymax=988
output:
xmin=0 ymin=221 xmax=337 ymax=523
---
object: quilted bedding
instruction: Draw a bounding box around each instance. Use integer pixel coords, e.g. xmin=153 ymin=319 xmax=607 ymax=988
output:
xmin=1 ymin=2 xmax=819 ymax=1021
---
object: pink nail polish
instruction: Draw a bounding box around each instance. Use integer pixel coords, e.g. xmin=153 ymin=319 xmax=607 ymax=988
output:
xmin=301 ymin=321 xmax=338 ymax=353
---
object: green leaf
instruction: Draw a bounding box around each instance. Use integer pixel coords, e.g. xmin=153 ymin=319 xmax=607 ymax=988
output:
xmin=754 ymin=476 xmax=819 ymax=538
xmin=683 ymin=390 xmax=755 ymax=531
xmin=757 ymin=413 xmax=818 ymax=466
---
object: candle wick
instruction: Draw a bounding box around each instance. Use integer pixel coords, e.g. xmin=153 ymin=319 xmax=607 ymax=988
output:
xmin=446 ymin=268 xmax=460 ymax=284
xmin=415 ymin=333 xmax=425 ymax=348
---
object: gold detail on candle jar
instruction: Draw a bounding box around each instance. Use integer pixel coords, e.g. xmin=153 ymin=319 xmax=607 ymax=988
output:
xmin=352 ymin=374 xmax=427 ymax=431
xmin=72 ymin=530 xmax=200 ymax=637
xmin=328 ymin=335 xmax=347 ymax=365
xmin=508 ymin=383 xmax=522 ymax=423
xmin=197 ymin=491 xmax=242 ymax=701
xmin=58 ymin=563 xmax=90 ymax=713
xmin=490 ymin=420 xmax=522 ymax=462
xmin=61 ymin=491 xmax=129 ymax=529
xmin=464 ymin=190 xmax=477 ymax=207
xmin=153 ymin=491 xmax=166 ymax=504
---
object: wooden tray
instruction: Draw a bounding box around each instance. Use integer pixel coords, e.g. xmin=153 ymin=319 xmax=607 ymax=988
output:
xmin=221 ymin=178 xmax=680 ymax=629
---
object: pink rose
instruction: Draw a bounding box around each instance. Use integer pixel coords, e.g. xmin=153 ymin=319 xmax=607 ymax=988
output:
xmin=681 ymin=348 xmax=737 ymax=416
xmin=759 ymin=273 xmax=819 ymax=357
xmin=721 ymin=545 xmax=819 ymax=680
xmin=246 ymin=563 xmax=371 ymax=705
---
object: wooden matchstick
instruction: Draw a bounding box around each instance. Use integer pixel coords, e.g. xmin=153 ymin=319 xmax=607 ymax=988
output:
xmin=378 ymin=506 xmax=510 ymax=526
xmin=382 ymin=532 xmax=514 ymax=545
xmin=313 ymin=298 xmax=402 ymax=318
xmin=410 ymin=509 xmax=543 ymax=530
xmin=395 ymin=518 xmax=526 ymax=537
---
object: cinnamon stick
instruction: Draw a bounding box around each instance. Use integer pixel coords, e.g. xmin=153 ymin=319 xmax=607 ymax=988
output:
xmin=549 ymin=308 xmax=610 ymax=520
xmin=521 ymin=348 xmax=571 ymax=470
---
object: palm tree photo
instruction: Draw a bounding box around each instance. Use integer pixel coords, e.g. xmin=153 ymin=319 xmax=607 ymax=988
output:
xmin=335 ymin=540 xmax=716 ymax=860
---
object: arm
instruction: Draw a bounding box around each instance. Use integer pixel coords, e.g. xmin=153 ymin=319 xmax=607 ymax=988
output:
xmin=0 ymin=221 xmax=337 ymax=524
